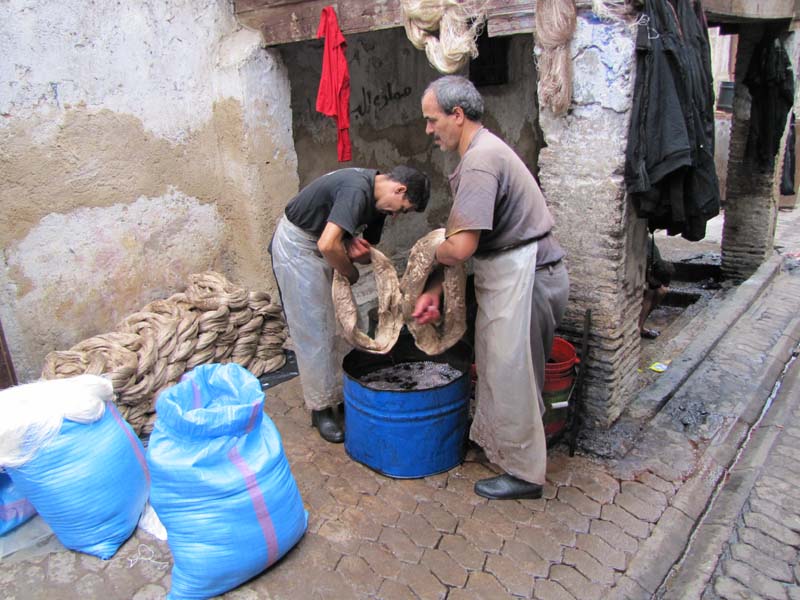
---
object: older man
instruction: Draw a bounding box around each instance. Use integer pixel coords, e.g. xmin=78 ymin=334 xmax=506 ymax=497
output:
xmin=414 ymin=76 xmax=569 ymax=499
xmin=271 ymin=166 xmax=430 ymax=443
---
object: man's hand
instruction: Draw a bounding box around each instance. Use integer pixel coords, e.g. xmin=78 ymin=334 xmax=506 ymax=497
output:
xmin=346 ymin=237 xmax=372 ymax=264
xmin=318 ymin=222 xmax=359 ymax=284
xmin=412 ymin=291 xmax=442 ymax=325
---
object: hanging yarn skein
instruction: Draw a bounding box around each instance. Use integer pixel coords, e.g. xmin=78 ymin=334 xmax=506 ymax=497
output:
xmin=534 ymin=0 xmax=577 ymax=116
xmin=590 ymin=0 xmax=637 ymax=21
xmin=400 ymin=0 xmax=485 ymax=74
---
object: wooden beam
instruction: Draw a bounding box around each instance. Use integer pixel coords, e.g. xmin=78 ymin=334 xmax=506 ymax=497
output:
xmin=234 ymin=0 xmax=543 ymax=46
xmin=487 ymin=10 xmax=535 ymax=37
xmin=702 ymin=0 xmax=794 ymax=20
xmin=234 ymin=0 xmax=626 ymax=45
xmin=238 ymin=0 xmax=791 ymax=47
xmin=235 ymin=0 xmax=403 ymax=45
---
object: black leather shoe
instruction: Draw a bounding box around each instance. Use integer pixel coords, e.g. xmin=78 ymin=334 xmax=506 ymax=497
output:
xmin=311 ymin=407 xmax=344 ymax=444
xmin=474 ymin=474 xmax=543 ymax=500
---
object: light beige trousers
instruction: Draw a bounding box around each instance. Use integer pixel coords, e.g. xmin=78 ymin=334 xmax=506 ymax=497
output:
xmin=470 ymin=242 xmax=569 ymax=484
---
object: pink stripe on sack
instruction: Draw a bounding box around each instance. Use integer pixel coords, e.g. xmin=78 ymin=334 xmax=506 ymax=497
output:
xmin=228 ymin=446 xmax=279 ymax=566
xmin=0 ymin=498 xmax=36 ymax=521
xmin=107 ymin=402 xmax=151 ymax=485
xmin=191 ymin=381 xmax=203 ymax=409
xmin=245 ymin=403 xmax=261 ymax=433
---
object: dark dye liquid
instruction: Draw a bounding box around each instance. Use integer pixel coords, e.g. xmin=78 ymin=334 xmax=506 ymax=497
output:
xmin=359 ymin=361 xmax=463 ymax=391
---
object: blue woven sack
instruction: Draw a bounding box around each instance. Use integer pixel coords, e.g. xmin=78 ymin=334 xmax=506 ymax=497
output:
xmin=0 ymin=472 xmax=36 ymax=536
xmin=6 ymin=402 xmax=149 ymax=558
xmin=147 ymin=363 xmax=307 ymax=600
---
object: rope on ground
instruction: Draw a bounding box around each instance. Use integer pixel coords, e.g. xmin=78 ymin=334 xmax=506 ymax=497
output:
xmin=124 ymin=544 xmax=170 ymax=571
xmin=400 ymin=0 xmax=485 ymax=74
xmin=41 ymin=271 xmax=288 ymax=436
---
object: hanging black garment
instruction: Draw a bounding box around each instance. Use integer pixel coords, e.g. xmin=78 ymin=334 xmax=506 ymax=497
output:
xmin=625 ymin=0 xmax=721 ymax=241
xmin=744 ymin=35 xmax=795 ymax=173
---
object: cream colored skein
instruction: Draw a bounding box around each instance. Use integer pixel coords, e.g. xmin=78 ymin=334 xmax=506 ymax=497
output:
xmin=591 ymin=0 xmax=636 ymax=21
xmin=534 ymin=0 xmax=577 ymax=116
xmin=401 ymin=0 xmax=484 ymax=74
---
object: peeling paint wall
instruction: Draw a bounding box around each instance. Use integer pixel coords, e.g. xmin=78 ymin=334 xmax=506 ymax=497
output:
xmin=280 ymin=28 xmax=541 ymax=260
xmin=1 ymin=0 xmax=298 ymax=381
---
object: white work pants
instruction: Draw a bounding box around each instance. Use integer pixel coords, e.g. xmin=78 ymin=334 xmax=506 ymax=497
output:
xmin=270 ymin=216 xmax=344 ymax=411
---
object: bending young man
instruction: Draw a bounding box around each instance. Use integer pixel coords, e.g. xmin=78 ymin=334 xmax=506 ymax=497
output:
xmin=415 ymin=76 xmax=569 ymax=499
xmin=271 ymin=166 xmax=430 ymax=443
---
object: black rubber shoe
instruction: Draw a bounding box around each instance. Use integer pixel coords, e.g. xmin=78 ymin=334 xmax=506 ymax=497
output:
xmin=474 ymin=474 xmax=543 ymax=500
xmin=311 ymin=407 xmax=344 ymax=444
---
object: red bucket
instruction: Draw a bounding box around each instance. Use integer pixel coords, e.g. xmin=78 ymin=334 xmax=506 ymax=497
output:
xmin=543 ymin=337 xmax=578 ymax=436
xmin=544 ymin=337 xmax=578 ymax=393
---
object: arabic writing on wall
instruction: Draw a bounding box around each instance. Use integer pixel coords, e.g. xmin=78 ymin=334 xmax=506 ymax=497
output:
xmin=305 ymin=82 xmax=414 ymax=125
xmin=352 ymin=82 xmax=413 ymax=119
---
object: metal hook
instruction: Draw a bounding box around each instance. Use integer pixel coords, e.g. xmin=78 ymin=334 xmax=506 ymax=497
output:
xmin=633 ymin=13 xmax=660 ymax=40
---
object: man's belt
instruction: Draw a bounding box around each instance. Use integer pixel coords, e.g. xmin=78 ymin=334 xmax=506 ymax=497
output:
xmin=473 ymin=232 xmax=550 ymax=258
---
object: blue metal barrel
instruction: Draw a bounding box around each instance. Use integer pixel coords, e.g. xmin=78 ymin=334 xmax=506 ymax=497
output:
xmin=343 ymin=335 xmax=472 ymax=479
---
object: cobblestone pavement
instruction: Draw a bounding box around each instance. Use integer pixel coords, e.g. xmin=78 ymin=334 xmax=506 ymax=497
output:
xmin=2 ymin=377 xmax=688 ymax=600
xmin=656 ymin=345 xmax=800 ymax=600
xmin=2 ymin=209 xmax=800 ymax=600
xmin=701 ymin=356 xmax=800 ymax=600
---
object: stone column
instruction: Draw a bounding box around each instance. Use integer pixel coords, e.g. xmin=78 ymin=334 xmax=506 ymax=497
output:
xmin=538 ymin=12 xmax=642 ymax=428
xmin=721 ymin=24 xmax=780 ymax=281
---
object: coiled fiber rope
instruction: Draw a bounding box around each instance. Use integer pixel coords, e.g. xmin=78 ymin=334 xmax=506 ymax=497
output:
xmin=333 ymin=229 xmax=467 ymax=357
xmin=41 ymin=271 xmax=288 ymax=436
xmin=400 ymin=0 xmax=485 ymax=74
xmin=401 ymin=0 xmax=634 ymax=105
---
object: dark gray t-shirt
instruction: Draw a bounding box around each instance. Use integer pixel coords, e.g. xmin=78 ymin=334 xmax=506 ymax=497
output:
xmin=284 ymin=168 xmax=386 ymax=244
xmin=446 ymin=128 xmax=565 ymax=265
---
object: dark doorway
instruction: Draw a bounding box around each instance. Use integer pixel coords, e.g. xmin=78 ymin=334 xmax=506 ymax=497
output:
xmin=0 ymin=318 xmax=17 ymax=389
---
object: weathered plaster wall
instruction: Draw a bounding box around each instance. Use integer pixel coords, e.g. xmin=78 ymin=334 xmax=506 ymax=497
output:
xmin=280 ymin=28 xmax=541 ymax=260
xmin=539 ymin=13 xmax=640 ymax=427
xmin=1 ymin=0 xmax=298 ymax=381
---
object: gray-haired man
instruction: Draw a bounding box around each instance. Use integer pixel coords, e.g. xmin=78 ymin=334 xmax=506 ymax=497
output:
xmin=414 ymin=76 xmax=570 ymax=500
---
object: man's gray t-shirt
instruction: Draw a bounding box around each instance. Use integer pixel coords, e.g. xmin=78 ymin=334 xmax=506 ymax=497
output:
xmin=446 ymin=128 xmax=565 ymax=265
xmin=285 ymin=168 xmax=385 ymax=244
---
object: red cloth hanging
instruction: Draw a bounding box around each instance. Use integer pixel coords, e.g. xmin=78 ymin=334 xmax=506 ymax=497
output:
xmin=316 ymin=6 xmax=352 ymax=162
